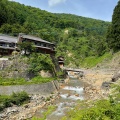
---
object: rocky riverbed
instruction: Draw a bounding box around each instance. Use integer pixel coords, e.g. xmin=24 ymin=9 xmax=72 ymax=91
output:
xmin=83 ymin=68 xmax=114 ymax=100
xmin=0 ymin=68 xmax=115 ymax=120
xmin=0 ymin=92 xmax=59 ymax=120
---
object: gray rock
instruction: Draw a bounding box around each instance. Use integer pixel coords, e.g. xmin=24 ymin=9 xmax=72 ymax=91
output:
xmin=6 ymin=107 xmax=19 ymax=115
xmin=112 ymin=72 xmax=120 ymax=82
xmin=0 ymin=113 xmax=7 ymax=120
xmin=101 ymin=81 xmax=110 ymax=90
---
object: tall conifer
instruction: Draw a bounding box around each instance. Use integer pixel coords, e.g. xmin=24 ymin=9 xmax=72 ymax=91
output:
xmin=107 ymin=1 xmax=120 ymax=51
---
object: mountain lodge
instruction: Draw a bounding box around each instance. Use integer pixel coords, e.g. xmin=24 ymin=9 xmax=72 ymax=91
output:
xmin=0 ymin=33 xmax=55 ymax=55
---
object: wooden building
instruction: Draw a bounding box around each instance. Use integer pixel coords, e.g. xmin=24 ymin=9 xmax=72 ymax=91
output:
xmin=18 ymin=33 xmax=55 ymax=55
xmin=0 ymin=34 xmax=18 ymax=55
xmin=0 ymin=33 xmax=55 ymax=56
xmin=57 ymin=56 xmax=64 ymax=68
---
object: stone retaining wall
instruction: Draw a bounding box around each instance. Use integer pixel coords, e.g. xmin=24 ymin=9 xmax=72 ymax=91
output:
xmin=0 ymin=81 xmax=59 ymax=95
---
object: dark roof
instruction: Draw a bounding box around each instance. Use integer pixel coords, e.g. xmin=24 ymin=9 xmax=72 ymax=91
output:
xmin=0 ymin=34 xmax=18 ymax=43
xmin=58 ymin=56 xmax=64 ymax=59
xmin=21 ymin=35 xmax=54 ymax=45
xmin=0 ymin=46 xmax=15 ymax=50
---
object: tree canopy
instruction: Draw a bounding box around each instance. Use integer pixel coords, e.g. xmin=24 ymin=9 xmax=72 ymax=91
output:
xmin=107 ymin=1 xmax=120 ymax=52
xmin=0 ymin=0 xmax=111 ymax=67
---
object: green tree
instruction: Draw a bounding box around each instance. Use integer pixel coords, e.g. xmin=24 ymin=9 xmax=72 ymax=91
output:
xmin=107 ymin=1 xmax=120 ymax=51
xmin=28 ymin=53 xmax=55 ymax=76
xmin=18 ymin=42 xmax=36 ymax=55
xmin=0 ymin=24 xmax=12 ymax=34
xmin=0 ymin=0 xmax=110 ymax=67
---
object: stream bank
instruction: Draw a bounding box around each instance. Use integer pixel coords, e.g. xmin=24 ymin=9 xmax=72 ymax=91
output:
xmin=34 ymin=78 xmax=85 ymax=120
xmin=33 ymin=68 xmax=114 ymax=120
xmin=0 ymin=92 xmax=60 ymax=120
xmin=0 ymin=68 xmax=113 ymax=120
xmin=0 ymin=81 xmax=60 ymax=120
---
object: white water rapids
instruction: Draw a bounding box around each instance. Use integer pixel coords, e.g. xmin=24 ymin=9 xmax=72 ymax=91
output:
xmin=47 ymin=79 xmax=84 ymax=120
xmin=35 ymin=79 xmax=85 ymax=120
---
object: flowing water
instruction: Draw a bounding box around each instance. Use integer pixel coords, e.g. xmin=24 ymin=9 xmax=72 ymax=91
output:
xmin=34 ymin=78 xmax=85 ymax=120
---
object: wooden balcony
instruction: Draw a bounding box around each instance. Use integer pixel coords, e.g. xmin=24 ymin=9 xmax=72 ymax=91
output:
xmin=0 ymin=46 xmax=15 ymax=50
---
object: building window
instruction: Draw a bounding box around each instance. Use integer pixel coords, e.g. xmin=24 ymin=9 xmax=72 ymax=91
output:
xmin=9 ymin=43 xmax=15 ymax=48
xmin=37 ymin=42 xmax=41 ymax=46
xmin=0 ymin=42 xmax=7 ymax=47
xmin=41 ymin=43 xmax=44 ymax=47
xmin=44 ymin=44 xmax=46 ymax=47
xmin=46 ymin=44 xmax=48 ymax=47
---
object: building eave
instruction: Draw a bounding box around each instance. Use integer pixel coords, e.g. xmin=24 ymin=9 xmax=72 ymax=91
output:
xmin=21 ymin=35 xmax=55 ymax=45
xmin=0 ymin=46 xmax=15 ymax=50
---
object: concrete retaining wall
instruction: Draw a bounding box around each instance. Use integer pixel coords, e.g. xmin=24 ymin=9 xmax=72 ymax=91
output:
xmin=0 ymin=81 xmax=59 ymax=95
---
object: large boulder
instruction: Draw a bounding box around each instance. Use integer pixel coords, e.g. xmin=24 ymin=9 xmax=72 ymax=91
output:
xmin=101 ymin=81 xmax=111 ymax=90
xmin=111 ymin=71 xmax=120 ymax=82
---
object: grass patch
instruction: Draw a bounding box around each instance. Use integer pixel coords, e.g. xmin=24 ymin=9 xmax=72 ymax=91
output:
xmin=80 ymin=52 xmax=112 ymax=68
xmin=32 ymin=105 xmax=56 ymax=120
xmin=0 ymin=76 xmax=55 ymax=86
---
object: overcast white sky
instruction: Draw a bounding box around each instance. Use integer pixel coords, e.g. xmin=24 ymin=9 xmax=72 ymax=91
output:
xmin=9 ymin=0 xmax=119 ymax=21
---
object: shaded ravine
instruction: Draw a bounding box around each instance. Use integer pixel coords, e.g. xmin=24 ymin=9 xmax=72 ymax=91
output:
xmin=34 ymin=78 xmax=85 ymax=120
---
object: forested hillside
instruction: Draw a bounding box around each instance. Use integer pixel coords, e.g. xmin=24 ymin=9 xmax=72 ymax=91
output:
xmin=0 ymin=0 xmax=110 ymax=67
xmin=107 ymin=0 xmax=120 ymax=52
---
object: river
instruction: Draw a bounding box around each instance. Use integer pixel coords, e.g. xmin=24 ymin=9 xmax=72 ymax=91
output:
xmin=34 ymin=78 xmax=85 ymax=120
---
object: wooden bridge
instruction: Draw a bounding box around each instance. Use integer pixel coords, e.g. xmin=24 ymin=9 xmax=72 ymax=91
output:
xmin=63 ymin=67 xmax=84 ymax=78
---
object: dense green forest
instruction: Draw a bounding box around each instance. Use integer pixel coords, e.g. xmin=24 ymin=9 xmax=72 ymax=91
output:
xmin=0 ymin=0 xmax=111 ymax=67
xmin=107 ymin=0 xmax=120 ymax=52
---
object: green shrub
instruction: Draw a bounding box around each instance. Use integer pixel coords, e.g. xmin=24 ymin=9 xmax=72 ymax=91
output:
xmin=0 ymin=104 xmax=4 ymax=111
xmin=11 ymin=91 xmax=29 ymax=105
xmin=0 ymin=91 xmax=30 ymax=111
xmin=3 ymin=98 xmax=13 ymax=108
xmin=28 ymin=53 xmax=55 ymax=76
